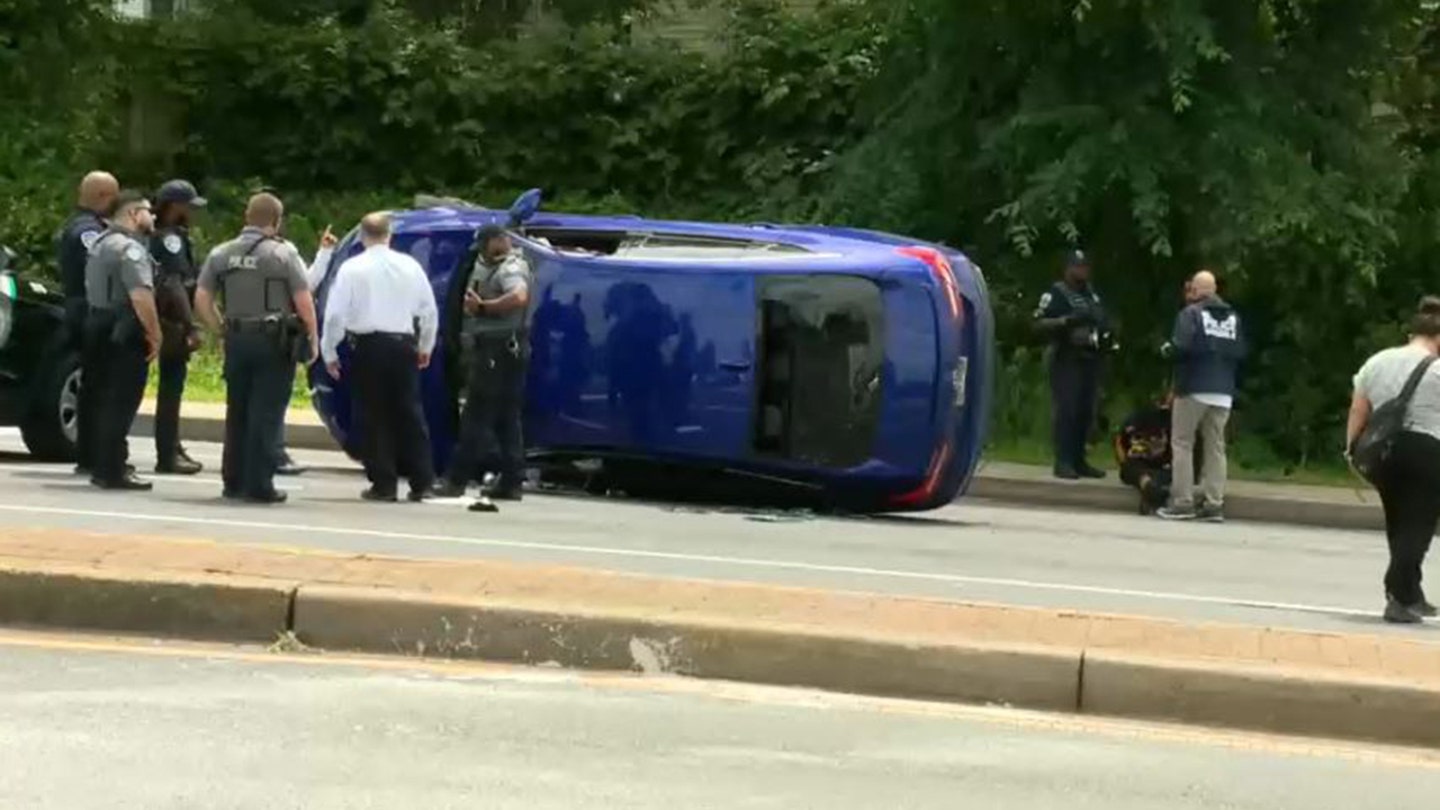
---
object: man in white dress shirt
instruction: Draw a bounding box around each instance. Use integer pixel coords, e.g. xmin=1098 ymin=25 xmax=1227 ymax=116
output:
xmin=322 ymin=212 xmax=439 ymax=502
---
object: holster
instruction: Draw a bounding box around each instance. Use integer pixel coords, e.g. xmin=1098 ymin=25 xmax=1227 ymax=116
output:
xmin=110 ymin=307 xmax=145 ymax=351
xmin=279 ymin=318 xmax=309 ymax=363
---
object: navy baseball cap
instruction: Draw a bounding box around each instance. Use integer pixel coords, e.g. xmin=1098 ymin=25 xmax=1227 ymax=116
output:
xmin=156 ymin=179 xmax=207 ymax=208
xmin=475 ymin=223 xmax=508 ymax=245
xmin=1065 ymin=249 xmax=1090 ymax=268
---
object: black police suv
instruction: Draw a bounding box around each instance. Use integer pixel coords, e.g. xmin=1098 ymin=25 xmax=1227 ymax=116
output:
xmin=0 ymin=245 xmax=82 ymax=460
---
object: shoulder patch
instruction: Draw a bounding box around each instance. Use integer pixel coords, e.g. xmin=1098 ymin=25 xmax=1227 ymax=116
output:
xmin=163 ymin=234 xmax=183 ymax=254
xmin=81 ymin=231 xmax=101 ymax=251
xmin=1038 ymin=292 xmax=1053 ymax=310
xmin=124 ymin=243 xmax=146 ymax=263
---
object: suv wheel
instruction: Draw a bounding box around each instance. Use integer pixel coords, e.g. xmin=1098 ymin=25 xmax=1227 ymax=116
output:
xmin=21 ymin=351 xmax=81 ymax=462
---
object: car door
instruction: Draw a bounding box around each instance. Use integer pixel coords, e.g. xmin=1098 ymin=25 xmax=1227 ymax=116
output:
xmin=524 ymin=255 xmax=757 ymax=463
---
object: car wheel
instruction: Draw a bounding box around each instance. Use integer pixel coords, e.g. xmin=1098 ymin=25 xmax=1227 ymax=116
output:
xmin=21 ymin=351 xmax=81 ymax=462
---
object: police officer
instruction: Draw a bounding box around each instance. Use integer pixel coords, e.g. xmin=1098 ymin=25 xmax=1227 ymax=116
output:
xmin=58 ymin=171 xmax=119 ymax=475
xmin=1034 ymin=249 xmax=1113 ymax=480
xmin=434 ymin=224 xmax=534 ymax=511
xmin=150 ymin=179 xmax=207 ymax=475
xmin=193 ymin=193 xmax=318 ymax=504
xmin=83 ymin=190 xmax=162 ymax=491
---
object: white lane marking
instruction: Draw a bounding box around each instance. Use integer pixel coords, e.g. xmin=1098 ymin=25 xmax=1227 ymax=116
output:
xmin=0 ymin=503 xmax=1375 ymax=619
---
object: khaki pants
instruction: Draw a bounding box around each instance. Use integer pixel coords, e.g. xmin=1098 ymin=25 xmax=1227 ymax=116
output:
xmin=1170 ymin=396 xmax=1230 ymax=510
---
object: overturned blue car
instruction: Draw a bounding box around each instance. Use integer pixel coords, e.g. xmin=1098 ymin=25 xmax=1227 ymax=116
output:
xmin=309 ymin=191 xmax=994 ymax=513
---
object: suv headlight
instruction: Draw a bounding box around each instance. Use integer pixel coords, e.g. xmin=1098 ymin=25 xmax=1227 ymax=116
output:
xmin=0 ymin=273 xmax=15 ymax=350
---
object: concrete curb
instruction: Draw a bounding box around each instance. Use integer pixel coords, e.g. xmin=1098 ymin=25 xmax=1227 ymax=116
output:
xmin=292 ymin=585 xmax=1084 ymax=713
xmin=0 ymin=565 xmax=294 ymax=643
xmin=967 ymin=473 xmax=1383 ymax=532
xmin=153 ymin=408 xmax=1381 ymax=531
xmin=1083 ymin=652 xmax=1440 ymax=749
xmin=138 ymin=411 xmax=337 ymax=453
xmin=5 ymin=556 xmax=1436 ymax=747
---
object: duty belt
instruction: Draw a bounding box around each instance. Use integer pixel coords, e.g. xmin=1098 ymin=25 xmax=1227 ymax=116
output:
xmin=227 ymin=317 xmax=289 ymax=335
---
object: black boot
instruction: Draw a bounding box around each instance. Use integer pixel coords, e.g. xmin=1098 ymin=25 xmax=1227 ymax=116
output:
xmin=156 ymin=446 xmax=203 ymax=476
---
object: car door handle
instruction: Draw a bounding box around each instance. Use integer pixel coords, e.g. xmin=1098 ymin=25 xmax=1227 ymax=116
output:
xmin=719 ymin=361 xmax=752 ymax=372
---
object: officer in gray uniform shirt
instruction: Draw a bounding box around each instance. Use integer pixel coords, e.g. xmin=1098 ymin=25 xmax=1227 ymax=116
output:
xmin=83 ymin=190 xmax=162 ymax=491
xmin=193 ymin=193 xmax=319 ymax=504
xmin=434 ymin=224 xmax=534 ymax=510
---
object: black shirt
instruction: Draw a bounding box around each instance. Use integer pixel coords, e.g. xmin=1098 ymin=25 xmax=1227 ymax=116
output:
xmin=57 ymin=208 xmax=107 ymax=302
xmin=150 ymin=225 xmax=198 ymax=330
xmin=1033 ymin=280 xmax=1110 ymax=357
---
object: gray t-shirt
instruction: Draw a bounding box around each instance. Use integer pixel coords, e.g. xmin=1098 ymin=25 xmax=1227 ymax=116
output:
xmin=1353 ymin=345 xmax=1440 ymax=441
xmin=84 ymin=228 xmax=154 ymax=309
xmin=463 ymin=252 xmax=532 ymax=338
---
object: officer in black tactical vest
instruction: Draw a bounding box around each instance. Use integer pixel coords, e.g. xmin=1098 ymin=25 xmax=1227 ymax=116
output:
xmin=58 ymin=171 xmax=119 ymax=475
xmin=83 ymin=190 xmax=162 ymax=491
xmin=193 ymin=193 xmax=319 ymax=504
xmin=434 ymin=224 xmax=534 ymax=511
xmin=150 ymin=179 xmax=208 ymax=476
xmin=1033 ymin=249 xmax=1115 ymax=480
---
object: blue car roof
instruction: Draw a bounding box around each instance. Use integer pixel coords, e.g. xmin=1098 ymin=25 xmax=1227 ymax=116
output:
xmin=386 ymin=205 xmax=973 ymax=272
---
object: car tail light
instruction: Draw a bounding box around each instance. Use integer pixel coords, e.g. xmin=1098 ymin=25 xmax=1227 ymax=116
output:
xmin=896 ymin=246 xmax=962 ymax=323
xmin=889 ymin=441 xmax=952 ymax=509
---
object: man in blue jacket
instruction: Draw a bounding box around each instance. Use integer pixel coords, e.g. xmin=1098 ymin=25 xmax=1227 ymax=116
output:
xmin=1158 ymin=270 xmax=1246 ymax=523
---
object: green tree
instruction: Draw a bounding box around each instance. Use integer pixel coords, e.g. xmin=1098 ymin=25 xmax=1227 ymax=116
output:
xmin=826 ymin=0 xmax=1433 ymax=464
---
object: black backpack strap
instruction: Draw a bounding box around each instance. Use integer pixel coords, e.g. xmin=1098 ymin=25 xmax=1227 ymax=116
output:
xmin=1397 ymin=356 xmax=1438 ymax=412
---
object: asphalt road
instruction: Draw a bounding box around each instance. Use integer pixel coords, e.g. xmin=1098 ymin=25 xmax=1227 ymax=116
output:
xmin=1 ymin=629 xmax=1437 ymax=810
xmin=0 ymin=429 xmax=1425 ymax=634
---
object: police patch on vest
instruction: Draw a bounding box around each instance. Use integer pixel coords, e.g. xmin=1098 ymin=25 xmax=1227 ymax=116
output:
xmin=81 ymin=231 xmax=100 ymax=251
xmin=1202 ymin=311 xmax=1238 ymax=340
xmin=1035 ymin=292 xmax=1053 ymax=317
xmin=163 ymin=234 xmax=183 ymax=254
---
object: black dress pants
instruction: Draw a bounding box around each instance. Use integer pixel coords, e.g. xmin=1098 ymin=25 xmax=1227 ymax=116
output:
xmin=1377 ymin=431 xmax=1440 ymax=606
xmin=75 ymin=311 xmax=107 ymax=471
xmin=85 ymin=315 xmax=148 ymax=484
xmin=447 ymin=336 xmax=528 ymax=493
xmin=351 ymin=333 xmax=434 ymax=496
xmin=154 ymin=349 xmax=189 ymax=463
xmin=222 ymin=333 xmax=293 ymax=498
xmin=1049 ymin=353 xmax=1100 ymax=470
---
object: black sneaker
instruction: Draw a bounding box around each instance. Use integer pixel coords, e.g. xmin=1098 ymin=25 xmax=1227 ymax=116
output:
xmin=90 ymin=474 xmax=153 ymax=492
xmin=222 ymin=488 xmax=242 ymax=501
xmin=1053 ymin=465 xmax=1081 ymax=481
xmin=1077 ymin=464 xmax=1107 ymax=480
xmin=1407 ymin=600 xmax=1439 ymax=618
xmin=430 ymin=481 xmax=467 ymax=499
xmin=361 ymin=487 xmax=398 ymax=503
xmin=245 ymin=490 xmax=288 ymax=505
xmin=407 ymin=487 xmax=434 ymax=503
xmin=1156 ymin=506 xmax=1198 ymax=521
xmin=1384 ymin=598 xmax=1424 ymax=625
xmin=1197 ymin=505 xmax=1226 ymax=524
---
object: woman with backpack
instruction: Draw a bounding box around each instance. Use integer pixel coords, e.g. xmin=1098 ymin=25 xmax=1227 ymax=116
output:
xmin=1346 ymin=297 xmax=1440 ymax=624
